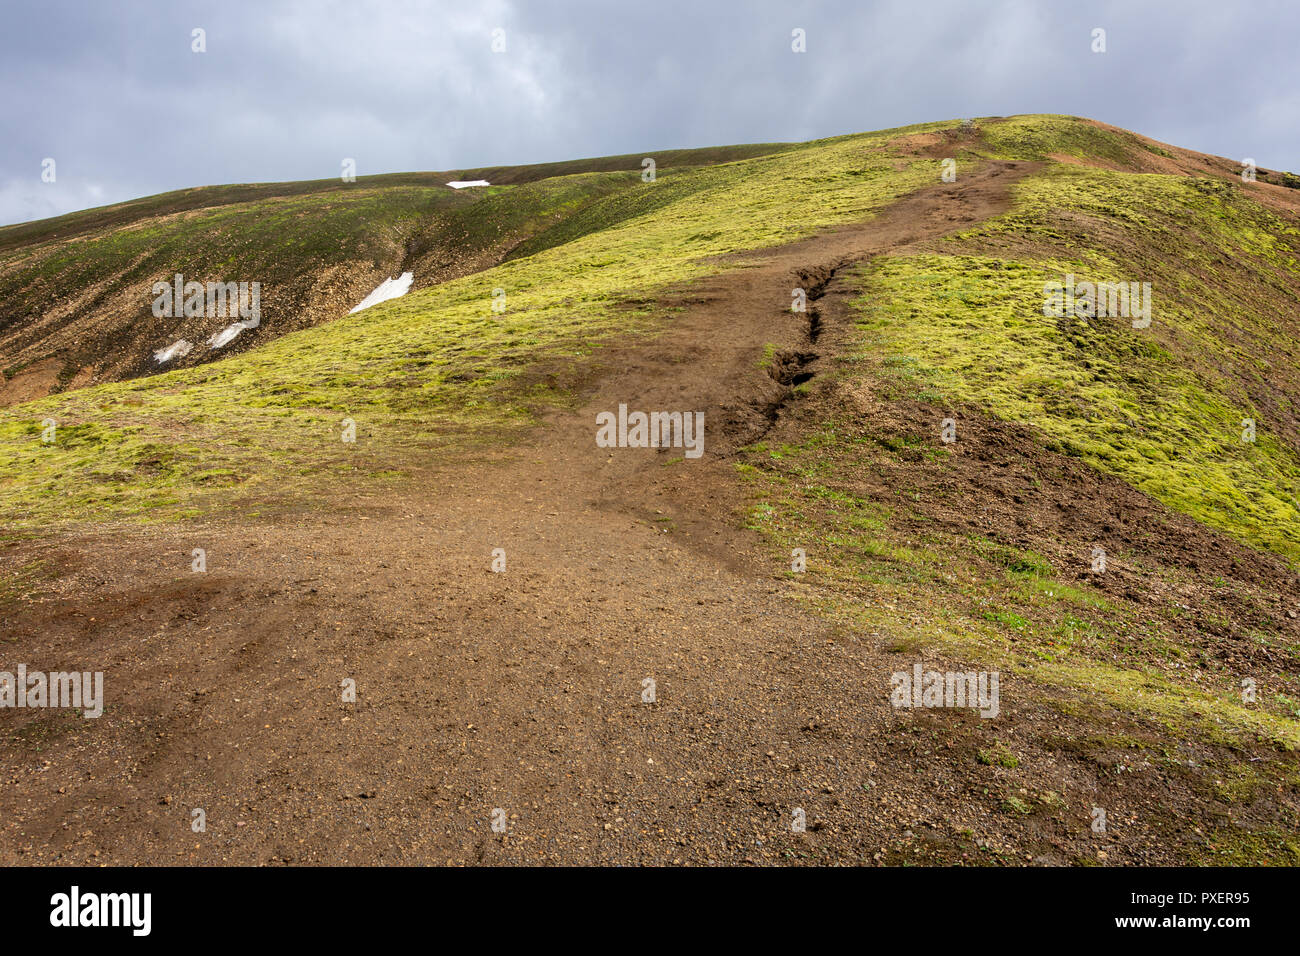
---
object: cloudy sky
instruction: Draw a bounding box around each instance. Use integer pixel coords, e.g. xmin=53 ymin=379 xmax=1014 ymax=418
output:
xmin=2 ymin=0 xmax=1296 ymax=226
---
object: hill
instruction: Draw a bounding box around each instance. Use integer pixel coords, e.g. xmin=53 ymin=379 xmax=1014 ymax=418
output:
xmin=0 ymin=142 xmax=792 ymax=404
xmin=0 ymin=115 xmax=1298 ymax=865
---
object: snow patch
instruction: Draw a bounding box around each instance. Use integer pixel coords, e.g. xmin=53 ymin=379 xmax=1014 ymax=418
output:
xmin=447 ymin=180 xmax=490 ymax=189
xmin=349 ymin=271 xmax=414 ymax=314
xmin=153 ymin=339 xmax=194 ymax=364
xmin=207 ymin=320 xmax=258 ymax=350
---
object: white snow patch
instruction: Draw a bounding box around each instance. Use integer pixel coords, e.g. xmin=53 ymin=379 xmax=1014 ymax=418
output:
xmin=446 ymin=180 xmax=490 ymax=189
xmin=153 ymin=339 xmax=194 ymax=364
xmin=349 ymin=271 xmax=414 ymax=314
xmin=207 ymin=320 xmax=258 ymax=350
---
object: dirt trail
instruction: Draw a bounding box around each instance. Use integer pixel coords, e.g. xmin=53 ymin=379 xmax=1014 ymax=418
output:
xmin=0 ymin=161 xmax=1049 ymax=865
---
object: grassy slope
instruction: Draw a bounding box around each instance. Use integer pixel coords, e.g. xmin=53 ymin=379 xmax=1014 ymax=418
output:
xmin=738 ymin=115 xmax=1300 ymax=861
xmin=4 ymin=115 xmax=1299 ymax=859
xmin=0 ymin=142 xmax=797 ymax=392
xmin=0 ymin=172 xmax=647 ymax=387
xmin=0 ymin=122 xmax=947 ymax=525
xmin=847 ymin=116 xmax=1300 ymax=567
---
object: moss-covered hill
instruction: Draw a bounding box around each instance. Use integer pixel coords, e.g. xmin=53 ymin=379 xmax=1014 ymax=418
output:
xmin=0 ymin=122 xmax=951 ymax=522
xmin=3 ymin=114 xmax=1300 ymax=863
xmin=0 ymin=141 xmax=794 ymax=403
xmin=730 ymin=116 xmax=1300 ymax=862
xmin=4 ymin=115 xmax=1297 ymax=557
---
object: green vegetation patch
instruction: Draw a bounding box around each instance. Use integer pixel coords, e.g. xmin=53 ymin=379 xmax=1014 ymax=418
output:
xmin=851 ymin=135 xmax=1300 ymax=566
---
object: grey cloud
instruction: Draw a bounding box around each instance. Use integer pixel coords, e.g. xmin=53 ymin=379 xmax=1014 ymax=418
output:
xmin=0 ymin=0 xmax=1295 ymax=226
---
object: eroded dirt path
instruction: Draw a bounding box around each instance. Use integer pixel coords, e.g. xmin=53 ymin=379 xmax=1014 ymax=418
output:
xmin=1 ymin=161 xmax=1073 ymax=865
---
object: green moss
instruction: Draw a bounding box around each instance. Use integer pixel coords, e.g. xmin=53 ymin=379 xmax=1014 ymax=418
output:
xmin=1000 ymin=796 xmax=1032 ymax=814
xmin=977 ymin=740 xmax=1021 ymax=768
xmin=978 ymin=114 xmax=1152 ymax=166
xmin=737 ymin=404 xmax=1300 ymax=750
xmin=851 ymin=160 xmax=1300 ymax=566
xmin=1189 ymin=829 xmax=1300 ymax=866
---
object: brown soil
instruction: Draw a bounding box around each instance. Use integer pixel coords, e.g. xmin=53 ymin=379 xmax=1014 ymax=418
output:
xmin=1 ymin=160 xmax=1293 ymax=866
xmin=0 ymin=358 xmax=63 ymax=405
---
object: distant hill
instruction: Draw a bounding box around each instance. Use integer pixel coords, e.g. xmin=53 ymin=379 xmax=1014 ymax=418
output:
xmin=0 ymin=141 xmax=793 ymax=403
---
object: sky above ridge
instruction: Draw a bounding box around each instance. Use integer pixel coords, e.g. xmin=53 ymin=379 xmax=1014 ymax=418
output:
xmin=2 ymin=0 xmax=1295 ymax=226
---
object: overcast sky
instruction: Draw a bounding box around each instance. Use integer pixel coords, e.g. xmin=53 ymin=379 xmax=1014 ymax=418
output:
xmin=2 ymin=0 xmax=1296 ymax=227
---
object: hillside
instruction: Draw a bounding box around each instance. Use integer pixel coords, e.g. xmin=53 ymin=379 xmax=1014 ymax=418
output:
xmin=0 ymin=142 xmax=792 ymax=405
xmin=1 ymin=115 xmax=1298 ymax=865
